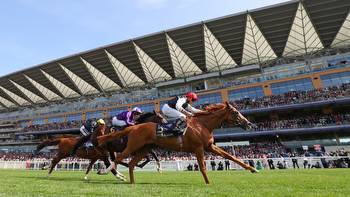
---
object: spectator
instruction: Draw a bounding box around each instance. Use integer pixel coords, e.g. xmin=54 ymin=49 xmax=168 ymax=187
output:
xmin=291 ymin=154 xmax=299 ymax=169
xmin=224 ymin=160 xmax=230 ymax=170
xmin=194 ymin=163 xmax=199 ymax=171
xmin=217 ymin=161 xmax=224 ymax=171
xmin=210 ymin=160 xmax=216 ymax=171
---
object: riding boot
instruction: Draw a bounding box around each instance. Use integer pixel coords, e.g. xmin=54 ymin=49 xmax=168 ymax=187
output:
xmin=173 ymin=119 xmax=186 ymax=135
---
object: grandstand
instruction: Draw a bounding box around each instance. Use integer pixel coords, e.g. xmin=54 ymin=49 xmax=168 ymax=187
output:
xmin=0 ymin=0 xmax=350 ymax=157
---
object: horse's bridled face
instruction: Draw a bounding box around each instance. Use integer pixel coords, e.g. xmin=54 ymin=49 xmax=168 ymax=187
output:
xmin=227 ymin=106 xmax=254 ymax=131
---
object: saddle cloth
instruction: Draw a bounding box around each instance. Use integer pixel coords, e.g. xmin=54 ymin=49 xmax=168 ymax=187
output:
xmin=156 ymin=118 xmax=187 ymax=137
xmin=83 ymin=140 xmax=94 ymax=148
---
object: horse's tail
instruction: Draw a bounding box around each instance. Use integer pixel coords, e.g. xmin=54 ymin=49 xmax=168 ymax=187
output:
xmin=35 ymin=139 xmax=61 ymax=155
xmin=97 ymin=127 xmax=132 ymax=146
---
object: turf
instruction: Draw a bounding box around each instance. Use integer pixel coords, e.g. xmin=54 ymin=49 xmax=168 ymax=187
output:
xmin=0 ymin=169 xmax=349 ymax=197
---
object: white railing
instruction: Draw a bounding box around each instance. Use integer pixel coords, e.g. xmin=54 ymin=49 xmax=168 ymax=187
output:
xmin=0 ymin=156 xmax=349 ymax=171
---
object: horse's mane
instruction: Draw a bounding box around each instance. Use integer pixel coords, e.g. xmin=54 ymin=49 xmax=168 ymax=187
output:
xmin=135 ymin=112 xmax=155 ymax=123
xmin=203 ymin=103 xmax=226 ymax=112
xmin=193 ymin=103 xmax=226 ymax=117
xmin=55 ymin=134 xmax=78 ymax=139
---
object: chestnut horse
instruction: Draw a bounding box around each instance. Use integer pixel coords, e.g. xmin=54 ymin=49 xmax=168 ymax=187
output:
xmin=36 ymin=111 xmax=165 ymax=180
xmin=97 ymin=102 xmax=258 ymax=184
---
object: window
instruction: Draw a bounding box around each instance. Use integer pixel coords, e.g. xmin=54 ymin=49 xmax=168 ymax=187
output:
xmin=195 ymin=93 xmax=222 ymax=107
xmin=86 ymin=111 xmax=104 ymax=120
xmin=32 ymin=118 xmax=45 ymax=125
xmin=321 ymin=72 xmax=350 ymax=87
xmin=271 ymin=78 xmax=313 ymax=95
xmin=228 ymin=86 xmax=264 ymax=101
xmin=48 ymin=117 xmax=64 ymax=123
xmin=67 ymin=113 xmax=82 ymax=122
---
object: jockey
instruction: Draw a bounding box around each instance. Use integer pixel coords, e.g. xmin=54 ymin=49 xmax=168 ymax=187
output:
xmin=111 ymin=107 xmax=143 ymax=129
xmin=71 ymin=118 xmax=105 ymax=155
xmin=161 ymin=92 xmax=204 ymax=129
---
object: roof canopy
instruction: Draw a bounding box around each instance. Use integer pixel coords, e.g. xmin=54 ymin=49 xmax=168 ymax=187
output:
xmin=0 ymin=0 xmax=349 ymax=109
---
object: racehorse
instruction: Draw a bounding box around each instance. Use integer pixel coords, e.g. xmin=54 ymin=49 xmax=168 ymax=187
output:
xmin=35 ymin=111 xmax=165 ymax=180
xmin=97 ymin=102 xmax=258 ymax=184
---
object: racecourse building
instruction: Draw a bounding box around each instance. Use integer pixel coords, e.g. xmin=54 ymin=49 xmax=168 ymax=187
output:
xmin=0 ymin=0 xmax=350 ymax=152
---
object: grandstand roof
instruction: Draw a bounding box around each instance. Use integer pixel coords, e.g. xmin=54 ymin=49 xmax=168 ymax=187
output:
xmin=0 ymin=0 xmax=349 ymax=109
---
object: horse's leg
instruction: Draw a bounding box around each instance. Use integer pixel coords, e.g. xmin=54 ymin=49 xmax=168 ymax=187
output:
xmin=110 ymin=138 xmax=149 ymax=174
xmin=128 ymin=147 xmax=151 ymax=184
xmin=48 ymin=156 xmax=62 ymax=177
xmin=135 ymin=156 xmax=150 ymax=168
xmin=102 ymin=156 xmax=126 ymax=181
xmin=150 ymin=150 xmax=162 ymax=173
xmin=84 ymin=159 xmax=97 ymax=180
xmin=195 ymin=148 xmax=210 ymax=184
xmin=207 ymin=144 xmax=258 ymax=173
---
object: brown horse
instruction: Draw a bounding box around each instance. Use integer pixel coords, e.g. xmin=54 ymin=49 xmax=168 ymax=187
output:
xmin=35 ymin=124 xmax=128 ymax=180
xmin=36 ymin=111 xmax=166 ymax=180
xmin=97 ymin=102 xmax=258 ymax=184
xmin=35 ymin=136 xmax=123 ymax=180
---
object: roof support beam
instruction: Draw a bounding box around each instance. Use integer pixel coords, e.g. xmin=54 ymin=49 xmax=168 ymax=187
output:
xmin=0 ymin=86 xmax=31 ymax=106
xmin=242 ymin=14 xmax=277 ymax=66
xmin=203 ymin=24 xmax=237 ymax=72
xmin=0 ymin=96 xmax=16 ymax=108
xmin=133 ymin=42 xmax=172 ymax=83
xmin=80 ymin=57 xmax=120 ymax=92
xmin=331 ymin=12 xmax=350 ymax=48
xmin=283 ymin=2 xmax=324 ymax=56
xmin=41 ymin=69 xmax=80 ymax=98
xmin=105 ymin=49 xmax=145 ymax=87
xmin=166 ymin=33 xmax=202 ymax=77
xmin=59 ymin=63 xmax=99 ymax=95
xmin=24 ymin=74 xmax=61 ymax=101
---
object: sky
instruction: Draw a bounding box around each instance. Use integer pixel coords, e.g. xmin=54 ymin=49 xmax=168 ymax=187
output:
xmin=0 ymin=0 xmax=289 ymax=77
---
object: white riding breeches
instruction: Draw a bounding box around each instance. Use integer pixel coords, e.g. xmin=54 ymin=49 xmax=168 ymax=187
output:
xmin=112 ymin=117 xmax=127 ymax=127
xmin=162 ymin=104 xmax=186 ymax=120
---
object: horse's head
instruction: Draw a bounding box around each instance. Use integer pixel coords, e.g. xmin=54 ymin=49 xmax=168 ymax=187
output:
xmin=94 ymin=124 xmax=107 ymax=136
xmin=224 ymin=102 xmax=255 ymax=130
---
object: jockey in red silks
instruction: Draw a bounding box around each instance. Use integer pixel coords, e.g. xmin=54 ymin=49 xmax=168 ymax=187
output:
xmin=161 ymin=92 xmax=204 ymax=132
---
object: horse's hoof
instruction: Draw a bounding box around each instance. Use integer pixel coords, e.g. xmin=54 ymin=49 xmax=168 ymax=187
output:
xmin=116 ymin=171 xmax=127 ymax=179
xmin=250 ymin=169 xmax=259 ymax=173
xmin=115 ymin=174 xmax=127 ymax=182
xmin=97 ymin=169 xmax=108 ymax=175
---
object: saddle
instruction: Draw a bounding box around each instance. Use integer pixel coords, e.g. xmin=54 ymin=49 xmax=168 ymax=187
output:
xmin=156 ymin=118 xmax=187 ymax=137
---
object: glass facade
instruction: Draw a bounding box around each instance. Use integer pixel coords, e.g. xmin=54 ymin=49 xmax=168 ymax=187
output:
xmin=228 ymin=86 xmax=264 ymax=101
xmin=86 ymin=111 xmax=104 ymax=120
xmin=271 ymin=78 xmax=313 ymax=95
xmin=321 ymin=71 xmax=350 ymax=87
xmin=195 ymin=93 xmax=222 ymax=106
xmin=66 ymin=113 xmax=82 ymax=122
xmin=48 ymin=117 xmax=64 ymax=123
xmin=32 ymin=118 xmax=45 ymax=125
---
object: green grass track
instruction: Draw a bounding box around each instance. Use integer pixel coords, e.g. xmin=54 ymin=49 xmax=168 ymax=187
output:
xmin=0 ymin=169 xmax=349 ymax=197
